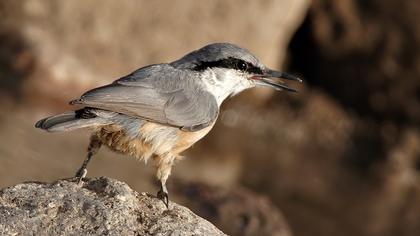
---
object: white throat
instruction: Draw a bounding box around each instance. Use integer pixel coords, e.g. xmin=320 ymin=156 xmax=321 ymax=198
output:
xmin=200 ymin=68 xmax=254 ymax=106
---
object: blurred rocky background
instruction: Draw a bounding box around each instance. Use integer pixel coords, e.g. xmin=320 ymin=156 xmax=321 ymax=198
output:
xmin=1 ymin=0 xmax=419 ymax=235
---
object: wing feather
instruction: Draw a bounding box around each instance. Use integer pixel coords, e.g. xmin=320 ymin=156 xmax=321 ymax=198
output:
xmin=72 ymin=64 xmax=218 ymax=131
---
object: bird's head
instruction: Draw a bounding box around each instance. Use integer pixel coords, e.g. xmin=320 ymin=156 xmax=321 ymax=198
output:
xmin=171 ymin=43 xmax=302 ymax=102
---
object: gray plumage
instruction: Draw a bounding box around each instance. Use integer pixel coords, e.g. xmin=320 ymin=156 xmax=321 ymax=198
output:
xmin=37 ymin=43 xmax=272 ymax=134
xmin=71 ymin=64 xmax=218 ymax=132
xmin=171 ymin=43 xmax=263 ymax=69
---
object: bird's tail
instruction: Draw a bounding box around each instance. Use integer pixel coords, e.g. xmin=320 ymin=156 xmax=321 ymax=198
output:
xmin=35 ymin=109 xmax=111 ymax=132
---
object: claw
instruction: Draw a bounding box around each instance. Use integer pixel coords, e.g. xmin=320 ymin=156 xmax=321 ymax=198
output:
xmin=157 ymin=189 xmax=169 ymax=208
xmin=75 ymin=168 xmax=87 ymax=185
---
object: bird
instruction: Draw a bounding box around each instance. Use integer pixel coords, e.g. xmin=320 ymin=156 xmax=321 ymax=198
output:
xmin=35 ymin=43 xmax=302 ymax=207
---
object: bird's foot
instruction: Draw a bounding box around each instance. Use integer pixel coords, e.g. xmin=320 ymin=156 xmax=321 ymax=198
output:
xmin=75 ymin=168 xmax=87 ymax=185
xmin=157 ymin=188 xmax=169 ymax=209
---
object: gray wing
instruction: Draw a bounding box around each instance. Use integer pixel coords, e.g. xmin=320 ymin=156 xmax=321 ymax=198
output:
xmin=71 ymin=64 xmax=219 ymax=131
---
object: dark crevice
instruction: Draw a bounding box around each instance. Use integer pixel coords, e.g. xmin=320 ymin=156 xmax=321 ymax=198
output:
xmin=288 ymin=2 xmax=420 ymax=127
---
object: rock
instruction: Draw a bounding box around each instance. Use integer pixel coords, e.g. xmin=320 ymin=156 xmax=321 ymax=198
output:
xmin=0 ymin=177 xmax=226 ymax=236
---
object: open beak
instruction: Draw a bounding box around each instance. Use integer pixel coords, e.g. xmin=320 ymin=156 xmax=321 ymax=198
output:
xmin=252 ymin=68 xmax=303 ymax=92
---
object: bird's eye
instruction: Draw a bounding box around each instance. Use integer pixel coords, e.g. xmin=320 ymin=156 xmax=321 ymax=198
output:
xmin=237 ymin=61 xmax=248 ymax=71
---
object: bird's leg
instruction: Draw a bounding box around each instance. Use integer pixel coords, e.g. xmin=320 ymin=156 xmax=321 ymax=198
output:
xmin=75 ymin=135 xmax=102 ymax=183
xmin=155 ymin=154 xmax=176 ymax=208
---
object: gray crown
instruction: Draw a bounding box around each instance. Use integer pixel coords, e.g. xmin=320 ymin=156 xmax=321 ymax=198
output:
xmin=171 ymin=43 xmax=264 ymax=70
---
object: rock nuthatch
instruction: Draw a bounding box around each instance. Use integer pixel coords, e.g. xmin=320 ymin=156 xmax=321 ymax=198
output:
xmin=36 ymin=43 xmax=302 ymax=207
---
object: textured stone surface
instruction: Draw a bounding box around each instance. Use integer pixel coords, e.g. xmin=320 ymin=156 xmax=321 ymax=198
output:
xmin=0 ymin=177 xmax=225 ymax=235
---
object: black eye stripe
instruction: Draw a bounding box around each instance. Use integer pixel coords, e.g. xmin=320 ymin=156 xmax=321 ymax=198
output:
xmin=247 ymin=66 xmax=263 ymax=74
xmin=193 ymin=57 xmax=263 ymax=74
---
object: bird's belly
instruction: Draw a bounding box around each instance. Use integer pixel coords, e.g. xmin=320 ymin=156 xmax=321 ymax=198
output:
xmin=96 ymin=125 xmax=154 ymax=161
xmin=95 ymin=121 xmax=214 ymax=161
xmin=172 ymin=124 xmax=214 ymax=153
xmin=139 ymin=122 xmax=215 ymax=154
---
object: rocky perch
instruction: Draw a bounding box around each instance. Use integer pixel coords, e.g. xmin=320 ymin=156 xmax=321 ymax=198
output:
xmin=0 ymin=177 xmax=225 ymax=235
